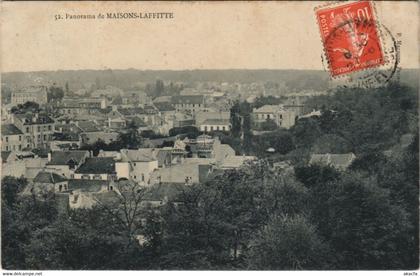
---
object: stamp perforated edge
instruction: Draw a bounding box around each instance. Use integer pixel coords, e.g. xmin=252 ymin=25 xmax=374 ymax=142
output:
xmin=314 ymin=1 xmax=389 ymax=80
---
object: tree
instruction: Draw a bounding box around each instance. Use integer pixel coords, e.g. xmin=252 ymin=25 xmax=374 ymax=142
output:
xmin=311 ymin=134 xmax=352 ymax=154
xmin=259 ymin=118 xmax=278 ymax=131
xmin=95 ymin=180 xmax=147 ymax=245
xmin=326 ymin=173 xmax=413 ymax=269
xmin=247 ymin=215 xmax=330 ymax=270
xmin=47 ymin=86 xmax=64 ymax=102
xmin=118 ymin=121 xmax=142 ymax=149
xmin=169 ymin=126 xmax=199 ymax=138
xmin=291 ymin=118 xmax=322 ymax=148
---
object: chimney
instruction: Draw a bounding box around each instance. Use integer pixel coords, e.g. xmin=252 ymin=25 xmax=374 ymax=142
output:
xmin=47 ymin=152 xmax=52 ymax=162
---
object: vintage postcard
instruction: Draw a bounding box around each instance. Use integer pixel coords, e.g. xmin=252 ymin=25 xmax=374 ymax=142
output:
xmin=0 ymin=1 xmax=418 ymax=274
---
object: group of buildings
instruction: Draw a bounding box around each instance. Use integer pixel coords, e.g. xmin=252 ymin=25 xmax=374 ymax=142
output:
xmin=2 ymin=83 xmax=345 ymax=211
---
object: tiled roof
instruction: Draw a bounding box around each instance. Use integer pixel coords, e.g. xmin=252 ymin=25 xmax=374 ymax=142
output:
xmin=68 ymin=179 xmax=109 ymax=192
xmin=117 ymin=107 xmax=143 ymax=116
xmin=120 ymin=149 xmax=157 ymax=162
xmin=33 ymin=171 xmax=67 ymax=184
xmin=77 ymin=121 xmax=101 ymax=132
xmin=200 ymin=119 xmax=231 ymax=125
xmin=75 ymin=157 xmax=116 ymax=174
xmin=2 ymin=124 xmax=23 ymax=136
xmin=55 ymin=123 xmax=83 ymax=134
xmin=1 ymin=151 xmax=11 ymax=162
xmin=154 ymin=102 xmax=175 ymax=111
xmin=47 ymin=151 xmax=89 ymax=166
xmin=172 ymin=95 xmax=204 ymax=105
xmin=253 ymin=105 xmax=284 ymax=113
xmin=15 ymin=113 xmax=54 ymax=125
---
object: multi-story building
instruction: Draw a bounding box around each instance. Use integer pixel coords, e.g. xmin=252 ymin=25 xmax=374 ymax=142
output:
xmin=11 ymin=86 xmax=48 ymax=105
xmin=59 ymin=97 xmax=109 ymax=115
xmin=1 ymin=124 xmax=24 ymax=151
xmin=12 ymin=112 xmax=55 ymax=149
xmin=172 ymin=95 xmax=208 ymax=115
xmin=199 ymin=119 xmax=231 ymax=132
xmin=252 ymin=105 xmax=296 ymax=129
xmin=115 ymin=149 xmax=159 ymax=185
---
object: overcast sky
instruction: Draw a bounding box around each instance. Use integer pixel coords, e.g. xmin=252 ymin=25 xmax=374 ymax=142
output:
xmin=1 ymin=1 xmax=418 ymax=72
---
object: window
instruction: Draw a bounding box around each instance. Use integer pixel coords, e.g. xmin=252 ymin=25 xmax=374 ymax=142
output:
xmin=19 ymin=136 xmax=22 ymax=141
xmin=43 ymin=135 xmax=47 ymax=140
xmin=216 ymin=126 xmax=220 ymax=131
xmin=280 ymin=114 xmax=283 ymax=119
xmin=134 ymin=175 xmax=137 ymax=179
xmin=18 ymin=145 xmax=22 ymax=150
xmin=81 ymin=175 xmax=90 ymax=180
xmin=133 ymin=163 xmax=136 ymax=166
xmin=204 ymin=126 xmax=208 ymax=132
xmin=37 ymin=126 xmax=40 ymax=132
xmin=222 ymin=126 xmax=226 ymax=131
xmin=210 ymin=126 xmax=214 ymax=131
xmin=5 ymin=137 xmax=8 ymax=142
xmin=70 ymin=174 xmax=74 ymax=179
xmin=93 ymin=174 xmax=102 ymax=180
xmin=26 ymin=127 xmax=30 ymax=133
xmin=5 ymin=146 xmax=8 ymax=151
xmin=141 ymin=174 xmax=145 ymax=181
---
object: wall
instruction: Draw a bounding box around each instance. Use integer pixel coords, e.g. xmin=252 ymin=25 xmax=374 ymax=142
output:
xmin=1 ymin=134 xmax=24 ymax=151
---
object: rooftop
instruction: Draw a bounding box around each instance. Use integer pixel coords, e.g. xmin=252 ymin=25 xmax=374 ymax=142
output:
xmin=14 ymin=113 xmax=54 ymax=125
xmin=253 ymin=105 xmax=285 ymax=113
xmin=172 ymin=95 xmax=204 ymax=105
xmin=47 ymin=151 xmax=89 ymax=166
xmin=2 ymin=124 xmax=23 ymax=136
xmin=33 ymin=171 xmax=67 ymax=184
xmin=68 ymin=179 xmax=109 ymax=192
xmin=201 ymin=119 xmax=231 ymax=125
xmin=75 ymin=157 xmax=116 ymax=174
xmin=120 ymin=149 xmax=157 ymax=162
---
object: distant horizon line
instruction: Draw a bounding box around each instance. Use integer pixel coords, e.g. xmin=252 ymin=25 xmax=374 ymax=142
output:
xmin=3 ymin=67 xmax=419 ymax=74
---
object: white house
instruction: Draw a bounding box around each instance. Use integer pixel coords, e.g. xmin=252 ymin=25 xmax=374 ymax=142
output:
xmin=199 ymin=118 xmax=231 ymax=133
xmin=115 ymin=149 xmax=159 ymax=185
xmin=252 ymin=105 xmax=296 ymax=129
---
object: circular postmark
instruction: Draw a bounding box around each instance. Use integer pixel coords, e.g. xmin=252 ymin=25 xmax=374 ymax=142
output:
xmin=321 ymin=19 xmax=400 ymax=88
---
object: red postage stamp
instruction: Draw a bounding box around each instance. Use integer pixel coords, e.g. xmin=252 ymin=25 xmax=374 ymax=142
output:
xmin=315 ymin=1 xmax=385 ymax=77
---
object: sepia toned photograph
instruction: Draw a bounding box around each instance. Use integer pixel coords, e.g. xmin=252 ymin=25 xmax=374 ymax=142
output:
xmin=0 ymin=1 xmax=418 ymax=273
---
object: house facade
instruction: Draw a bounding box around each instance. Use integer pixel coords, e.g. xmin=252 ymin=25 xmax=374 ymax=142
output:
xmin=11 ymin=86 xmax=48 ymax=105
xmin=12 ymin=112 xmax=55 ymax=149
xmin=252 ymin=105 xmax=296 ymax=129
xmin=1 ymin=124 xmax=24 ymax=151
xmin=115 ymin=149 xmax=159 ymax=185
